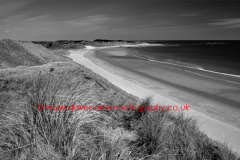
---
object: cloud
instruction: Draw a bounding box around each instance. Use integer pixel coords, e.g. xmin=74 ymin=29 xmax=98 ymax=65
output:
xmin=23 ymin=15 xmax=50 ymax=22
xmin=0 ymin=13 xmax=27 ymax=23
xmin=109 ymin=28 xmax=126 ymax=31
xmin=209 ymin=18 xmax=240 ymax=28
xmin=3 ymin=30 xmax=11 ymax=34
xmin=135 ymin=24 xmax=155 ymax=28
xmin=178 ymin=13 xmax=199 ymax=17
xmin=0 ymin=24 xmax=9 ymax=27
xmin=134 ymin=22 xmax=168 ymax=28
xmin=142 ymin=23 xmax=207 ymax=30
xmin=0 ymin=0 xmax=35 ymax=18
xmin=64 ymin=14 xmax=109 ymax=28
xmin=148 ymin=12 xmax=168 ymax=16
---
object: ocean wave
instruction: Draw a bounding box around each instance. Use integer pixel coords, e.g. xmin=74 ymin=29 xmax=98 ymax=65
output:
xmin=131 ymin=52 xmax=240 ymax=78
xmin=148 ymin=59 xmax=240 ymax=78
xmin=124 ymin=43 xmax=165 ymax=47
xmin=148 ymin=59 xmax=203 ymax=70
xmin=198 ymin=68 xmax=240 ymax=78
xmin=163 ymin=44 xmax=180 ymax=46
xmin=165 ymin=59 xmax=203 ymax=70
xmin=149 ymin=59 xmax=240 ymax=78
xmin=184 ymin=70 xmax=240 ymax=84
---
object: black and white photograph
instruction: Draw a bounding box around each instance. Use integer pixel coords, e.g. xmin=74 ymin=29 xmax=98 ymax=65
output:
xmin=1 ymin=0 xmax=240 ymax=159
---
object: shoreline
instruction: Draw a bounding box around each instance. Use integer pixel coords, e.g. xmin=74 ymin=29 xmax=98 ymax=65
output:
xmin=93 ymin=47 xmax=240 ymax=125
xmin=84 ymin=43 xmax=164 ymax=50
xmin=69 ymin=47 xmax=240 ymax=154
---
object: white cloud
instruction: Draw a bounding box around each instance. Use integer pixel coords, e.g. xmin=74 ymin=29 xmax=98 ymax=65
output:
xmin=64 ymin=14 xmax=109 ymax=28
xmin=0 ymin=13 xmax=26 ymax=23
xmin=178 ymin=13 xmax=199 ymax=17
xmin=23 ymin=15 xmax=50 ymax=22
xmin=3 ymin=30 xmax=11 ymax=34
xmin=148 ymin=12 xmax=168 ymax=16
xmin=0 ymin=0 xmax=34 ymax=17
xmin=209 ymin=18 xmax=240 ymax=28
xmin=135 ymin=24 xmax=155 ymax=28
xmin=142 ymin=23 xmax=207 ymax=30
xmin=0 ymin=24 xmax=9 ymax=27
xmin=134 ymin=22 xmax=168 ymax=28
xmin=109 ymin=28 xmax=126 ymax=31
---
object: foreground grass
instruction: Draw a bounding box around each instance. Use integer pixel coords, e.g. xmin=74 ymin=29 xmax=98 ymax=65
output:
xmin=128 ymin=98 xmax=239 ymax=159
xmin=0 ymin=71 xmax=239 ymax=160
xmin=0 ymin=70 xmax=137 ymax=159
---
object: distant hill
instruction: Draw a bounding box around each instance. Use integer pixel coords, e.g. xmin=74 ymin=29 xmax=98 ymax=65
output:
xmin=32 ymin=40 xmax=85 ymax=50
xmin=32 ymin=39 xmax=145 ymax=49
xmin=0 ymin=39 xmax=70 ymax=68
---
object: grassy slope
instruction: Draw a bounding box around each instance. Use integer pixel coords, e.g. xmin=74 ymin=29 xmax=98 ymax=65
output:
xmin=0 ymin=40 xmax=239 ymax=159
xmin=0 ymin=39 xmax=70 ymax=69
xmin=0 ymin=61 xmax=139 ymax=160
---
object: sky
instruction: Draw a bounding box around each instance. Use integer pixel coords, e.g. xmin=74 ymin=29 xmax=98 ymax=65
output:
xmin=1 ymin=0 xmax=240 ymax=41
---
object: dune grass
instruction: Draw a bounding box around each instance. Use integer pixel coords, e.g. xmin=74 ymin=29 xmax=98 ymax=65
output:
xmin=0 ymin=71 xmax=239 ymax=160
xmin=0 ymin=71 xmax=137 ymax=159
xmin=129 ymin=98 xmax=239 ymax=159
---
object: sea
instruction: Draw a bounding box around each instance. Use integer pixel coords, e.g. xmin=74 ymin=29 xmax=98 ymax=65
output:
xmin=127 ymin=40 xmax=240 ymax=84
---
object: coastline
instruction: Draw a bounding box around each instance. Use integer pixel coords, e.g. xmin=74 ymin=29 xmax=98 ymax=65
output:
xmin=93 ymin=47 xmax=240 ymax=126
xmin=84 ymin=43 xmax=164 ymax=50
xmin=69 ymin=46 xmax=240 ymax=154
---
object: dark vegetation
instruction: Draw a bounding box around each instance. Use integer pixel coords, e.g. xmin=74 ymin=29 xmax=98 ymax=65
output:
xmin=32 ymin=39 xmax=145 ymax=49
xmin=0 ymin=39 xmax=239 ymax=159
xmin=32 ymin=40 xmax=85 ymax=50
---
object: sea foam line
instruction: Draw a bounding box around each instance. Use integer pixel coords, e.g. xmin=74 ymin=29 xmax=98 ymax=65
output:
xmin=131 ymin=53 xmax=240 ymax=78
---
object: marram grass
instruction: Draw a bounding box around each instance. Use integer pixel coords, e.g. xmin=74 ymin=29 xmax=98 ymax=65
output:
xmin=0 ymin=72 xmax=239 ymax=160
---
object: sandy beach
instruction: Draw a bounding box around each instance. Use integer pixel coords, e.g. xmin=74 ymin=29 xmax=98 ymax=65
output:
xmin=69 ymin=47 xmax=240 ymax=154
